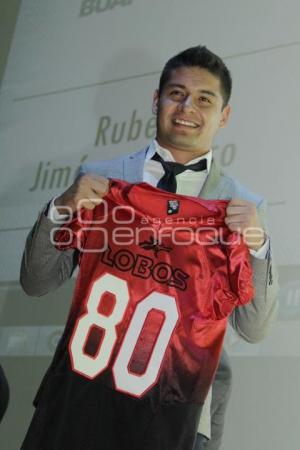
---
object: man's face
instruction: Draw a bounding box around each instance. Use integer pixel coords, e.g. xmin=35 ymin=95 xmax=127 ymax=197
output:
xmin=153 ymin=66 xmax=231 ymax=161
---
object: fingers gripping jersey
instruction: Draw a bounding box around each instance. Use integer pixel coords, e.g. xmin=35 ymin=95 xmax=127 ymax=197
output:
xmin=22 ymin=180 xmax=254 ymax=450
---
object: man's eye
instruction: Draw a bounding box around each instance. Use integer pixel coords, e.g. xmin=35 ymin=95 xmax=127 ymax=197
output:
xmin=199 ymin=97 xmax=210 ymax=103
xmin=170 ymin=90 xmax=184 ymax=96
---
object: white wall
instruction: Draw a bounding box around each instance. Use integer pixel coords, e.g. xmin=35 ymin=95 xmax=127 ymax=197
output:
xmin=0 ymin=1 xmax=300 ymax=448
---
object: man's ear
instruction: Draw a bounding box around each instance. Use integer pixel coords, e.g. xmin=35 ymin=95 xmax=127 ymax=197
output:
xmin=152 ymin=89 xmax=159 ymax=115
xmin=219 ymin=104 xmax=231 ymax=128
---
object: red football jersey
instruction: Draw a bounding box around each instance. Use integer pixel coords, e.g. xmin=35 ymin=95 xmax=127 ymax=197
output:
xmin=51 ymin=179 xmax=254 ymax=405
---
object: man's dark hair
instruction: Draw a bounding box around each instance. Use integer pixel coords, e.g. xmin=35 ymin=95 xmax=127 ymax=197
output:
xmin=158 ymin=45 xmax=232 ymax=108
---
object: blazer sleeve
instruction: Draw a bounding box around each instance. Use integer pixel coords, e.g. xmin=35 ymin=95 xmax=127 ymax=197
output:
xmin=19 ymin=161 xmax=107 ymax=296
xmin=19 ymin=165 xmax=90 ymax=296
xmin=19 ymin=204 xmax=79 ymax=296
xmin=228 ymin=198 xmax=279 ymax=342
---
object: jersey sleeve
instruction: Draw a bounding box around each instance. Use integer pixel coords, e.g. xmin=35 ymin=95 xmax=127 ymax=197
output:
xmin=209 ymin=232 xmax=255 ymax=320
xmin=54 ymin=209 xmax=94 ymax=252
xmin=225 ymin=232 xmax=255 ymax=305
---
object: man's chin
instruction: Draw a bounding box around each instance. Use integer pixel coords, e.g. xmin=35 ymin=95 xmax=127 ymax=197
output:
xmin=167 ymin=139 xmax=203 ymax=153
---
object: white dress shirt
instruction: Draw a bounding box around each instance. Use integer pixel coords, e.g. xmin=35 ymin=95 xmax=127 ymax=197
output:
xmin=144 ymin=139 xmax=212 ymax=196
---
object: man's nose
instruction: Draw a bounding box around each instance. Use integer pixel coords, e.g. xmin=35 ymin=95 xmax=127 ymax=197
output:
xmin=180 ymin=95 xmax=194 ymax=110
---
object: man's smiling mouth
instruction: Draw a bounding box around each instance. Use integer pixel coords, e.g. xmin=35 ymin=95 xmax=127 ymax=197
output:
xmin=173 ymin=118 xmax=199 ymax=128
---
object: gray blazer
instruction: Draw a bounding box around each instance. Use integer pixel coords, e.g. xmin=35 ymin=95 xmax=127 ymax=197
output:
xmin=20 ymin=147 xmax=279 ymax=449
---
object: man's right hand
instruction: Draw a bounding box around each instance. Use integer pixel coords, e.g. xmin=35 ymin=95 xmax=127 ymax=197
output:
xmin=54 ymin=174 xmax=109 ymax=215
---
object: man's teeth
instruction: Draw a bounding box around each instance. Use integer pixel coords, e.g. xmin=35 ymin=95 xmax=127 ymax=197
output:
xmin=174 ymin=119 xmax=198 ymax=128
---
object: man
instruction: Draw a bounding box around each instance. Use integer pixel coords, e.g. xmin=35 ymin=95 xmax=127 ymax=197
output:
xmin=20 ymin=46 xmax=278 ymax=449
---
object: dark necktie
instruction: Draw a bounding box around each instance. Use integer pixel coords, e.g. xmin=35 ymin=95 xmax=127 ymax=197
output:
xmin=152 ymin=152 xmax=207 ymax=193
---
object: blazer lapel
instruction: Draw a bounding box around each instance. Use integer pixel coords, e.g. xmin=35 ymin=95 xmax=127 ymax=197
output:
xmin=200 ymin=159 xmax=233 ymax=200
xmin=123 ymin=147 xmax=148 ymax=183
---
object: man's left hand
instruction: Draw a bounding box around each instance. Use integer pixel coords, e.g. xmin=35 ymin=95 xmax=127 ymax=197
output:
xmin=225 ymin=199 xmax=266 ymax=251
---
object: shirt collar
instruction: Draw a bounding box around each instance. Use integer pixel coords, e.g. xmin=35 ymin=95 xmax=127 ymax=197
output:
xmin=146 ymin=139 xmax=212 ymax=172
